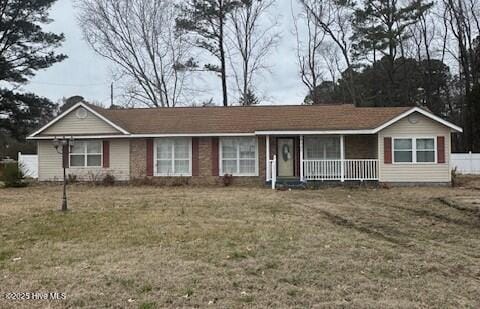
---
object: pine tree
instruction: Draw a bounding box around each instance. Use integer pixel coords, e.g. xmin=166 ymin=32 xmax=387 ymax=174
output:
xmin=352 ymin=0 xmax=433 ymax=105
xmin=0 ymin=0 xmax=65 ymax=142
xmin=177 ymin=0 xmax=241 ymax=106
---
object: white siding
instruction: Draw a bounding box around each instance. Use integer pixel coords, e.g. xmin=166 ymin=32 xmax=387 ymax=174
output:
xmin=377 ymin=112 xmax=452 ymax=183
xmin=38 ymin=139 xmax=130 ymax=181
xmin=41 ymin=107 xmax=120 ymax=135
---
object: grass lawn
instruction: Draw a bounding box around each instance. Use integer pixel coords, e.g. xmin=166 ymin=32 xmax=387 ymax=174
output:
xmin=1 ymin=182 xmax=480 ymax=308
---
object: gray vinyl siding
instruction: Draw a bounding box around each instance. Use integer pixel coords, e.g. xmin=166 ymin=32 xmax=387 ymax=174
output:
xmin=377 ymin=112 xmax=451 ymax=183
xmin=41 ymin=107 xmax=120 ymax=135
xmin=38 ymin=139 xmax=130 ymax=181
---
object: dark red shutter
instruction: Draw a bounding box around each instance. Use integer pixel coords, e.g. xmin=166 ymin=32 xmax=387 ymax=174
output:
xmin=102 ymin=140 xmax=110 ymax=168
xmin=62 ymin=144 xmax=69 ymax=168
xmin=211 ymin=137 xmax=219 ymax=176
xmin=384 ymin=137 xmax=392 ymax=164
xmin=146 ymin=138 xmax=154 ymax=176
xmin=192 ymin=137 xmax=199 ymax=176
xmin=437 ymin=136 xmax=445 ymax=163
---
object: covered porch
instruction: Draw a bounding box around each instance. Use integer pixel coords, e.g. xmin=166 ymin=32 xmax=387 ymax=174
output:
xmin=264 ymin=134 xmax=379 ymax=187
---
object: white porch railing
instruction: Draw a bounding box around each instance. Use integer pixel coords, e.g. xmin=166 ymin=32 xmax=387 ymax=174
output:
xmin=303 ymin=159 xmax=379 ymax=181
xmin=267 ymin=155 xmax=277 ymax=189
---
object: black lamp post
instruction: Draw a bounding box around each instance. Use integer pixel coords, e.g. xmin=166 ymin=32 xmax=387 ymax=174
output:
xmin=53 ymin=136 xmax=74 ymax=211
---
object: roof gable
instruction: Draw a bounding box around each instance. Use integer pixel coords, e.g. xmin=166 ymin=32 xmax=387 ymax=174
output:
xmin=373 ymin=107 xmax=462 ymax=133
xmin=29 ymin=102 xmax=129 ymax=138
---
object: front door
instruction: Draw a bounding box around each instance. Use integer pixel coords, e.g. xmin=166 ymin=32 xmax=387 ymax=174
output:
xmin=277 ymin=138 xmax=295 ymax=177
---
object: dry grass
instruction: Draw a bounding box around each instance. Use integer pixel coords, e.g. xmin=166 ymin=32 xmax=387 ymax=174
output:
xmin=1 ymin=182 xmax=480 ymax=308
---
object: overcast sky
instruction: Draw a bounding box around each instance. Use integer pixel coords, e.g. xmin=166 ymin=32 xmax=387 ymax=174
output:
xmin=23 ymin=0 xmax=307 ymax=107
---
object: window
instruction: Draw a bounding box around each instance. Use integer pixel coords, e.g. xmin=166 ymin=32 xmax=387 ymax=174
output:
xmin=393 ymin=137 xmax=436 ymax=163
xmin=393 ymin=139 xmax=413 ymax=163
xmin=304 ymin=136 xmax=340 ymax=159
xmin=416 ymin=138 xmax=435 ymax=162
xmin=155 ymin=138 xmax=191 ymax=176
xmin=220 ymin=137 xmax=257 ymax=176
xmin=70 ymin=140 xmax=102 ymax=167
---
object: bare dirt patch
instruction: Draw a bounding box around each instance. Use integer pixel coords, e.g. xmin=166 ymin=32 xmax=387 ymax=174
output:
xmin=1 ymin=184 xmax=479 ymax=308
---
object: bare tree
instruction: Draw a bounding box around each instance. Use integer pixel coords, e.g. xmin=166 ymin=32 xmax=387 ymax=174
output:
xmin=77 ymin=0 xmax=193 ymax=107
xmin=293 ymin=1 xmax=327 ymax=104
xmin=298 ymin=0 xmax=357 ymax=104
xmin=442 ymin=0 xmax=480 ymax=150
xmin=227 ymin=0 xmax=279 ymax=105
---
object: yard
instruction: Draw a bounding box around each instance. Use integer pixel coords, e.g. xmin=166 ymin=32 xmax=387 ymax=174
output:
xmin=1 ymin=181 xmax=480 ymax=308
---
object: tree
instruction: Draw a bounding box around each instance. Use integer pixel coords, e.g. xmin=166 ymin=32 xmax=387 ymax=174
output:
xmin=78 ymin=0 xmax=193 ymax=107
xmin=0 ymin=0 xmax=66 ymax=84
xmin=228 ymin=0 xmax=279 ymax=104
xmin=352 ymin=0 xmax=433 ymax=105
xmin=303 ymin=81 xmax=344 ymax=105
xmin=0 ymin=90 xmax=57 ymax=140
xmin=298 ymin=0 xmax=357 ymax=104
xmin=442 ymin=0 xmax=480 ymax=151
xmin=293 ymin=1 xmax=327 ymax=105
xmin=177 ymin=0 xmax=241 ymax=106
xmin=0 ymin=0 xmax=65 ymax=145
xmin=239 ymin=88 xmax=260 ymax=105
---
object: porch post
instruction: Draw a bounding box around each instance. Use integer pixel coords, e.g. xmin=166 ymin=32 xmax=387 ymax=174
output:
xmin=266 ymin=135 xmax=270 ymax=181
xmin=340 ymin=135 xmax=345 ymax=182
xmin=300 ymin=135 xmax=304 ymax=182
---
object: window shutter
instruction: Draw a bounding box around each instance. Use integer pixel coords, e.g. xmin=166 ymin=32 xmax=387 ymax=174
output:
xmin=437 ymin=136 xmax=445 ymax=163
xmin=146 ymin=138 xmax=154 ymax=176
xmin=192 ymin=137 xmax=199 ymax=176
xmin=102 ymin=140 xmax=110 ymax=168
xmin=211 ymin=137 xmax=219 ymax=176
xmin=384 ymin=137 xmax=392 ymax=164
xmin=62 ymin=144 xmax=69 ymax=168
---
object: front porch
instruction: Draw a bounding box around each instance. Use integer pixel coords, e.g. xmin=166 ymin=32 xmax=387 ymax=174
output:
xmin=265 ymin=135 xmax=379 ymax=188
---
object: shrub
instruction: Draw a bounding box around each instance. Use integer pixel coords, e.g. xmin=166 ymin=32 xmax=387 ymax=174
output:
xmin=451 ymin=167 xmax=458 ymax=187
xmin=67 ymin=174 xmax=78 ymax=184
xmin=102 ymin=173 xmax=116 ymax=186
xmin=222 ymin=174 xmax=233 ymax=186
xmin=1 ymin=163 xmax=27 ymax=188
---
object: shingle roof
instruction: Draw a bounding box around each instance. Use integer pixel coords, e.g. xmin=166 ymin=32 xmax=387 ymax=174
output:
xmin=89 ymin=104 xmax=412 ymax=134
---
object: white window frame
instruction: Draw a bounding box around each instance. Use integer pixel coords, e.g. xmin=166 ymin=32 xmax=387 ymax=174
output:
xmin=304 ymin=136 xmax=341 ymax=160
xmin=69 ymin=140 xmax=103 ymax=168
xmin=154 ymin=137 xmax=192 ymax=177
xmin=392 ymin=137 xmax=437 ymax=164
xmin=219 ymin=137 xmax=258 ymax=176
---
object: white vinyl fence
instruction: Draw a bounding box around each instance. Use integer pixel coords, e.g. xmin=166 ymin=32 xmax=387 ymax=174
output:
xmin=18 ymin=152 xmax=38 ymax=178
xmin=451 ymin=152 xmax=480 ymax=175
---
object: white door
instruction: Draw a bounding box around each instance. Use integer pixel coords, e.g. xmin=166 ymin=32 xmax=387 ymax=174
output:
xmin=277 ymin=138 xmax=294 ymax=177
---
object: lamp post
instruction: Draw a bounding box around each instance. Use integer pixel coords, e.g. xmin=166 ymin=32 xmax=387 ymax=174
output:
xmin=53 ymin=136 xmax=74 ymax=211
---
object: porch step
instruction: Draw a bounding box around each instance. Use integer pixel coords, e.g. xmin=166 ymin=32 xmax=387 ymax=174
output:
xmin=267 ymin=178 xmax=306 ymax=190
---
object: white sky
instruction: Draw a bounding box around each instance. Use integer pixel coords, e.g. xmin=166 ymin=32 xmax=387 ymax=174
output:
xmin=23 ymin=0 xmax=307 ymax=107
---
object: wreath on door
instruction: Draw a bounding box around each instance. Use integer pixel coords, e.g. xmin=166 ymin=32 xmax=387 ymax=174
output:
xmin=282 ymin=144 xmax=291 ymax=162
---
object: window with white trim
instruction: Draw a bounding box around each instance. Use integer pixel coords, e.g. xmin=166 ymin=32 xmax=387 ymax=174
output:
xmin=220 ymin=137 xmax=257 ymax=176
xmin=70 ymin=140 xmax=102 ymax=167
xmin=304 ymin=136 xmax=341 ymax=159
xmin=155 ymin=138 xmax=191 ymax=176
xmin=393 ymin=137 xmax=436 ymax=163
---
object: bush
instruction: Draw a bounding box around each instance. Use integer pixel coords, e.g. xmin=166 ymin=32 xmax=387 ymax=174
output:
xmin=1 ymin=163 xmax=27 ymax=188
xmin=102 ymin=173 xmax=116 ymax=186
xmin=222 ymin=174 xmax=233 ymax=186
xmin=67 ymin=174 xmax=78 ymax=184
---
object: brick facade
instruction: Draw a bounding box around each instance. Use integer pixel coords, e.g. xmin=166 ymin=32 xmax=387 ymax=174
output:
xmin=345 ymin=135 xmax=378 ymax=159
xmin=130 ymin=138 xmax=147 ymax=178
xmin=129 ymin=136 xmax=266 ymax=186
xmin=128 ymin=135 xmax=374 ymax=185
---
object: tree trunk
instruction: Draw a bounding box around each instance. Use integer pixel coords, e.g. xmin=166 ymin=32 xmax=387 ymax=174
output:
xmin=219 ymin=5 xmax=228 ymax=107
